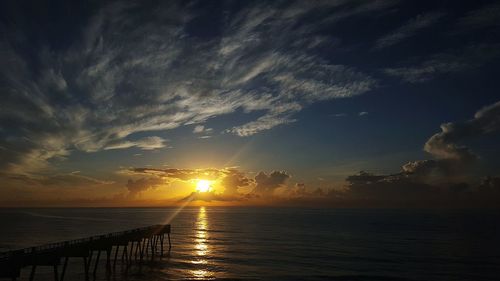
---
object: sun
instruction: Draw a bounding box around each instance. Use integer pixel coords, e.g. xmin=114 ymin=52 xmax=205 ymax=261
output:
xmin=196 ymin=179 xmax=212 ymax=193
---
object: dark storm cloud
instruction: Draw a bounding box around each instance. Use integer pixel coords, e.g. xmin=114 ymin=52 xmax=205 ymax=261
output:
xmin=390 ymin=100 xmax=500 ymax=182
xmin=221 ymin=169 xmax=253 ymax=195
xmin=394 ymin=100 xmax=500 ymax=187
xmin=424 ymin=101 xmax=500 ymax=161
xmin=0 ymin=0 xmax=380 ymax=175
xmin=476 ymin=176 xmax=500 ymax=200
xmin=332 ymin=101 xmax=500 ymax=206
xmin=126 ymin=177 xmax=164 ymax=198
xmin=401 ymin=159 xmax=463 ymax=181
xmin=335 ymin=171 xmax=500 ymax=207
xmin=287 ymin=183 xmax=325 ymax=198
xmin=253 ymin=171 xmax=290 ymax=195
xmin=343 ymin=170 xmax=435 ymax=201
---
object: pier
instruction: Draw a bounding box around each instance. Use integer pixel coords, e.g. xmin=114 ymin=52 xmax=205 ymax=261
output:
xmin=0 ymin=224 xmax=171 ymax=281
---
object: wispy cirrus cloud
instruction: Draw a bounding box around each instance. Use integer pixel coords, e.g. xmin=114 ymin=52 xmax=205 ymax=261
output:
xmin=384 ymin=44 xmax=500 ymax=83
xmin=104 ymin=136 xmax=167 ymax=151
xmin=3 ymin=171 xmax=114 ymax=187
xmin=456 ymin=2 xmax=500 ymax=31
xmin=0 ymin=1 xmax=382 ymax=175
xmin=320 ymin=0 xmax=399 ymax=24
xmin=374 ymin=12 xmax=445 ymax=49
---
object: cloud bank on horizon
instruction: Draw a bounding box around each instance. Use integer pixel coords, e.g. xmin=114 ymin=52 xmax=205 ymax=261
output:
xmin=118 ymin=102 xmax=500 ymax=207
xmin=1 ymin=0 xmax=500 ymax=206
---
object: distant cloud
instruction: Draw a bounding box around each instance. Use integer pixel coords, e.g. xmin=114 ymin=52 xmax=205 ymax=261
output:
xmin=333 ymin=113 xmax=347 ymax=117
xmin=322 ymin=0 xmax=400 ymax=24
xmin=221 ymin=169 xmax=253 ymax=196
xmin=126 ymin=167 xmax=254 ymax=197
xmin=193 ymin=125 xmax=213 ymax=135
xmin=126 ymin=167 xmax=224 ymax=181
xmin=358 ymin=111 xmax=369 ymax=116
xmin=9 ymin=97 xmax=500 ymax=207
xmin=253 ymin=171 xmax=291 ymax=195
xmin=456 ymin=2 xmax=500 ymax=31
xmin=126 ymin=177 xmax=165 ymax=198
xmin=394 ymin=101 xmax=500 ymax=185
xmin=193 ymin=125 xmax=205 ymax=133
xmin=374 ymin=12 xmax=445 ymax=49
xmin=126 ymin=167 xmax=295 ymax=201
xmin=342 ymin=170 xmax=435 ymax=202
xmin=2 ymin=171 xmax=114 ymax=188
xmin=384 ymin=44 xmax=500 ymax=83
xmin=336 ymin=170 xmax=500 ymax=207
xmin=331 ymin=101 xmax=500 ymax=207
xmin=424 ymin=100 xmax=500 ymax=162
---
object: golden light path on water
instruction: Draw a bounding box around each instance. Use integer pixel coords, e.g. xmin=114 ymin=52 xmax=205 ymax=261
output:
xmin=190 ymin=206 xmax=212 ymax=278
xmin=160 ymin=190 xmax=213 ymax=279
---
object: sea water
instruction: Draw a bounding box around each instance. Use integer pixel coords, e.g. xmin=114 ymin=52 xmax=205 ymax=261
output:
xmin=0 ymin=207 xmax=499 ymax=280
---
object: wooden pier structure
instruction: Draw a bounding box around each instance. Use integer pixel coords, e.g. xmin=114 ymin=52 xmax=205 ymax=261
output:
xmin=0 ymin=224 xmax=171 ymax=281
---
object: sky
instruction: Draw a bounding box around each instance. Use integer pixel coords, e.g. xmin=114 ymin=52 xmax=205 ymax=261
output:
xmin=1 ymin=0 xmax=500 ymax=207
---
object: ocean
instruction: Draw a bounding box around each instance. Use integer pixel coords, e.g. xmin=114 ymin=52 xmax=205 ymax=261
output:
xmin=0 ymin=207 xmax=499 ymax=280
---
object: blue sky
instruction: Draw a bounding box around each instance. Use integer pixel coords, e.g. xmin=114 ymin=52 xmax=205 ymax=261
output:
xmin=1 ymin=0 xmax=500 ymax=206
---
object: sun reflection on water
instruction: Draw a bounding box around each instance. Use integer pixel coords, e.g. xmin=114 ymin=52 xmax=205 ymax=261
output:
xmin=190 ymin=206 xmax=213 ymax=278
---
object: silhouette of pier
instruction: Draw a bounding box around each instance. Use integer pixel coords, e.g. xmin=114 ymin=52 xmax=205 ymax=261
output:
xmin=0 ymin=224 xmax=171 ymax=281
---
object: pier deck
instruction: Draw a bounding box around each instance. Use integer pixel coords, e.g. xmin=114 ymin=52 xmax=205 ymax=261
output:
xmin=0 ymin=224 xmax=171 ymax=281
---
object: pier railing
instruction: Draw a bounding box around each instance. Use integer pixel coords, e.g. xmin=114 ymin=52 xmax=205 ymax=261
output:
xmin=0 ymin=224 xmax=171 ymax=281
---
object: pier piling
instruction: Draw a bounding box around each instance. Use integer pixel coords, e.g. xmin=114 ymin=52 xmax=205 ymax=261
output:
xmin=0 ymin=224 xmax=171 ymax=280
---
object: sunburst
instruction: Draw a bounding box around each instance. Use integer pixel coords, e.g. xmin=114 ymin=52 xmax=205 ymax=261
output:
xmin=196 ymin=180 xmax=212 ymax=193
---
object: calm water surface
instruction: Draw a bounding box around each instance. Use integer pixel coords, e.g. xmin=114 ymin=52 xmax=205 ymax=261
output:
xmin=0 ymin=207 xmax=499 ymax=280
